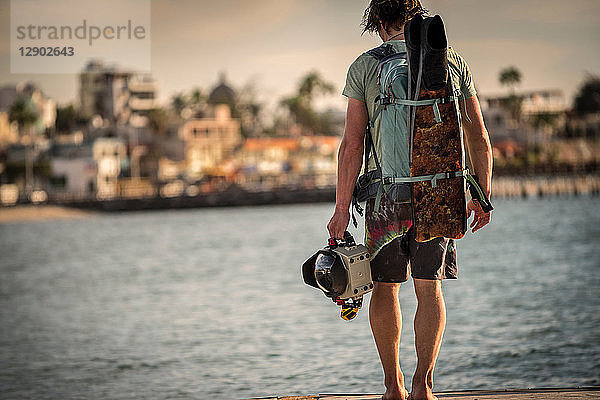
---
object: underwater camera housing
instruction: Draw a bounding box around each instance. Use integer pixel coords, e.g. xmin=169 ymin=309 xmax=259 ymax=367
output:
xmin=302 ymin=231 xmax=373 ymax=320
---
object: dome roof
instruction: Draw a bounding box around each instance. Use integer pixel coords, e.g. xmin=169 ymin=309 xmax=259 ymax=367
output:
xmin=208 ymin=73 xmax=236 ymax=106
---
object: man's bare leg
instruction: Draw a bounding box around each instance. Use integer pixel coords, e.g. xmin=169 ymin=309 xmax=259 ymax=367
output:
xmin=410 ymin=279 xmax=446 ymax=400
xmin=369 ymin=282 xmax=409 ymax=400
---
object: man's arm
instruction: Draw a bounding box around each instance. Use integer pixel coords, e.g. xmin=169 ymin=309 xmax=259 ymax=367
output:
xmin=327 ymin=97 xmax=369 ymax=239
xmin=461 ymin=95 xmax=493 ymax=232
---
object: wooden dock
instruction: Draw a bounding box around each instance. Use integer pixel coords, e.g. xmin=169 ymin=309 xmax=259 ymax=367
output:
xmin=248 ymin=387 xmax=600 ymax=400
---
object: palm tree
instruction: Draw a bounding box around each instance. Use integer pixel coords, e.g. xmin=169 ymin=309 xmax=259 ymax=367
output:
xmin=8 ymin=98 xmax=39 ymax=193
xmin=280 ymin=71 xmax=336 ymax=135
xmin=9 ymin=98 xmax=38 ymax=132
xmin=498 ymin=67 xmax=523 ymax=122
xmin=170 ymin=93 xmax=187 ymax=117
xmin=297 ymin=71 xmax=335 ymax=100
xmin=574 ymin=74 xmax=600 ymax=116
xmin=189 ymin=88 xmax=204 ymax=107
xmin=499 ymin=66 xmax=522 ymax=92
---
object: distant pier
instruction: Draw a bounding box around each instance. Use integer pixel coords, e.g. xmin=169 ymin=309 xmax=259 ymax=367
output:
xmin=491 ymin=174 xmax=600 ymax=198
xmin=2 ymin=174 xmax=598 ymax=212
xmin=55 ymin=186 xmax=336 ymax=211
xmin=63 ymin=174 xmax=598 ymax=211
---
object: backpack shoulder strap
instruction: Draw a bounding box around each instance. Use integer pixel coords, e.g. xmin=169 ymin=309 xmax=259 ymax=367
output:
xmin=365 ymin=43 xmax=395 ymax=61
xmin=363 ymin=123 xmax=381 ymax=174
xmin=359 ymin=44 xmax=394 ymax=178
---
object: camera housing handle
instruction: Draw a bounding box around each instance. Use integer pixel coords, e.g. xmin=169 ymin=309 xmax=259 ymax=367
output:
xmin=328 ymin=231 xmax=356 ymax=249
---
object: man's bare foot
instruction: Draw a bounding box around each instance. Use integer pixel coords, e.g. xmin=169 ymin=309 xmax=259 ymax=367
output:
xmin=382 ymin=386 xmax=409 ymax=400
xmin=409 ymin=374 xmax=437 ymax=400
xmin=407 ymin=389 xmax=437 ymax=400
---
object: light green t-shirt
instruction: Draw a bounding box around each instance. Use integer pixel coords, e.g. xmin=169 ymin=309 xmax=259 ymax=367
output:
xmin=342 ymin=40 xmax=477 ymax=170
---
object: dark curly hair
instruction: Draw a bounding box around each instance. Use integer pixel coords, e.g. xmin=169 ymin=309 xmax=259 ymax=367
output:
xmin=361 ymin=0 xmax=428 ymax=34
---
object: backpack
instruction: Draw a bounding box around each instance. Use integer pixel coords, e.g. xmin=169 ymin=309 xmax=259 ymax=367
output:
xmin=351 ymin=43 xmax=492 ymax=239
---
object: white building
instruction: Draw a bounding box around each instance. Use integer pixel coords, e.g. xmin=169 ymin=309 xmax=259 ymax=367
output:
xmin=93 ymin=137 xmax=128 ymax=199
xmin=179 ymin=104 xmax=242 ymax=179
xmin=0 ymin=112 xmax=18 ymax=147
xmin=79 ymin=60 xmax=157 ymax=126
xmin=127 ymin=74 xmax=157 ymax=127
xmin=480 ymin=89 xmax=568 ymax=143
xmin=51 ymin=157 xmax=97 ymax=195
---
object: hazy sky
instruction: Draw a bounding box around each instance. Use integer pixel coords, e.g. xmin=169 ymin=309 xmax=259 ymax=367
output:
xmin=1 ymin=0 xmax=598 ymax=110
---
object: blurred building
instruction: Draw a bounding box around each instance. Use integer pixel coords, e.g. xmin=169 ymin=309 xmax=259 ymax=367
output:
xmin=155 ymin=134 xmax=186 ymax=183
xmin=481 ymin=89 xmax=567 ymax=143
xmin=79 ymin=60 xmax=157 ymax=126
xmin=207 ymin=73 xmax=237 ymax=110
xmin=565 ymin=112 xmax=600 ymax=139
xmin=240 ymin=137 xmax=298 ymax=176
xmin=520 ymin=89 xmax=566 ymax=115
xmin=0 ymin=112 xmax=18 ymax=147
xmin=321 ymin=107 xmax=346 ymax=136
xmin=179 ymin=103 xmax=242 ymax=179
xmin=51 ymin=158 xmax=96 ymax=196
xmin=238 ymin=136 xmax=339 ymax=188
xmin=127 ymin=75 xmax=158 ymax=128
xmin=157 ymin=157 xmax=185 ymax=181
xmin=48 ymin=141 xmax=96 ymax=197
xmin=93 ymin=137 xmax=128 ymax=199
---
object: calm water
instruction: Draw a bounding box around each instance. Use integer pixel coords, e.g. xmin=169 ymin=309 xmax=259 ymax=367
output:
xmin=1 ymin=197 xmax=599 ymax=399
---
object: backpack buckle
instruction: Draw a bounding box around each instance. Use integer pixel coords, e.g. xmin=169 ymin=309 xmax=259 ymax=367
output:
xmin=379 ymin=96 xmax=393 ymax=106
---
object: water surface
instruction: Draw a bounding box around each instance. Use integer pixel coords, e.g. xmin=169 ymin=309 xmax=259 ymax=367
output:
xmin=1 ymin=197 xmax=599 ymax=399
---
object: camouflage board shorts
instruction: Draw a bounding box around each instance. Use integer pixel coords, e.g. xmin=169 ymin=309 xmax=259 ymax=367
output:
xmin=364 ymin=194 xmax=458 ymax=283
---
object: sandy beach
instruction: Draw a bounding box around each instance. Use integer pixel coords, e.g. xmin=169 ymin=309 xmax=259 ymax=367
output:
xmin=0 ymin=205 xmax=97 ymax=223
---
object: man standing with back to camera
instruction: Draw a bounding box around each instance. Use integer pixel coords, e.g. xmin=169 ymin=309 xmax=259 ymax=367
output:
xmin=327 ymin=1 xmax=492 ymax=399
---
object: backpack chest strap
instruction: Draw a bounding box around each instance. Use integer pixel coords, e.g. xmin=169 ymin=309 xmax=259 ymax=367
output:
xmin=384 ymin=169 xmax=468 ymax=188
xmin=377 ymin=95 xmax=455 ymax=123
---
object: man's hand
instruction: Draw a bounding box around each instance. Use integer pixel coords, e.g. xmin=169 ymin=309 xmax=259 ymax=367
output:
xmin=466 ymin=199 xmax=491 ymax=233
xmin=327 ymin=208 xmax=350 ymax=239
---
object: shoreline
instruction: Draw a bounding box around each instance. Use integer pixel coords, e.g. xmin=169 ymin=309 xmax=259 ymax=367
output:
xmin=0 ymin=204 xmax=97 ymax=224
xmin=2 ymin=174 xmax=598 ymax=223
xmin=1 ymin=191 xmax=596 ymax=224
